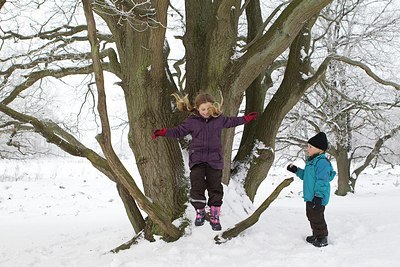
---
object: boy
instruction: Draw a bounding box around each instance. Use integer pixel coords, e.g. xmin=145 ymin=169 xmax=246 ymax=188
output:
xmin=287 ymin=132 xmax=336 ymax=247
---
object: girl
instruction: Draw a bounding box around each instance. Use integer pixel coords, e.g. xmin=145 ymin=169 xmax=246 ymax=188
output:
xmin=287 ymin=132 xmax=336 ymax=247
xmin=152 ymin=92 xmax=257 ymax=231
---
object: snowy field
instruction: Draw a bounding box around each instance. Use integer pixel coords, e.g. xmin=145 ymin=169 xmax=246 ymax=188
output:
xmin=0 ymin=157 xmax=399 ymax=267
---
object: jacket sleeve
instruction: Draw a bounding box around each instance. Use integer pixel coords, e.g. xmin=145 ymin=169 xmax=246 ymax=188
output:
xmin=296 ymin=168 xmax=305 ymax=180
xmin=314 ymin=160 xmax=332 ymax=198
xmin=165 ymin=118 xmax=192 ymax=138
xmin=221 ymin=116 xmax=247 ymax=128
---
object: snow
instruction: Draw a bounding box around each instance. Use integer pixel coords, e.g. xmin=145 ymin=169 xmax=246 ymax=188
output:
xmin=1 ymin=157 xmax=399 ymax=267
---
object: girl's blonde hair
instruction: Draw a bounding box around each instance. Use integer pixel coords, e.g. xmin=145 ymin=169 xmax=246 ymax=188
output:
xmin=171 ymin=91 xmax=223 ymax=117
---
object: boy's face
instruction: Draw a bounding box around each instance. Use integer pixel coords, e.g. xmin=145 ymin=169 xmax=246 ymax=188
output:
xmin=307 ymin=143 xmax=322 ymax=156
xmin=197 ymin=102 xmax=212 ymax=118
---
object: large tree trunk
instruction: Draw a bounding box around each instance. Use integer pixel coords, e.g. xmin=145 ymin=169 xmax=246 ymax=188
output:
xmin=93 ymin=0 xmax=186 ymax=238
xmin=184 ymin=0 xmax=243 ymax=185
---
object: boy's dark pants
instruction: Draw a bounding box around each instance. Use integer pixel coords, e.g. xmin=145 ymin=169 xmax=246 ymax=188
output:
xmin=190 ymin=163 xmax=223 ymax=209
xmin=306 ymin=202 xmax=328 ymax=238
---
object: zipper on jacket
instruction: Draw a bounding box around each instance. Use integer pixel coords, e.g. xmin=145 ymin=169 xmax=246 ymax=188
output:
xmin=205 ymin=118 xmax=209 ymax=162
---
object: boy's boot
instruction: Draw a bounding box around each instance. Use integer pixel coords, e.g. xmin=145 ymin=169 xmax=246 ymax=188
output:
xmin=194 ymin=208 xmax=206 ymax=226
xmin=209 ymin=206 xmax=222 ymax=231
xmin=312 ymin=236 xmax=328 ymax=247
xmin=306 ymin=235 xmax=316 ymax=243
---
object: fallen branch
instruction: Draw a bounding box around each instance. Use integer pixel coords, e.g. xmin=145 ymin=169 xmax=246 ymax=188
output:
xmin=110 ymin=230 xmax=144 ymax=253
xmin=215 ymin=177 xmax=294 ymax=244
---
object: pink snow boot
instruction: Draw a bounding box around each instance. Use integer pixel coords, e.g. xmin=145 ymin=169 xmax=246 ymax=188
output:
xmin=210 ymin=206 xmax=222 ymax=231
xmin=195 ymin=208 xmax=206 ymax=226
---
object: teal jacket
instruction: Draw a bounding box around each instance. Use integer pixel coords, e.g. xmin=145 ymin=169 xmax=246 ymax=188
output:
xmin=295 ymin=154 xmax=336 ymax=206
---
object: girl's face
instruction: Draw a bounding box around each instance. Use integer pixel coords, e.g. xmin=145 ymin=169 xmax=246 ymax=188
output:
xmin=307 ymin=144 xmax=322 ymax=157
xmin=197 ymin=102 xmax=213 ymax=118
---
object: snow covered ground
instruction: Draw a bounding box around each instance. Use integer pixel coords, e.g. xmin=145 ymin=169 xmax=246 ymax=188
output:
xmin=1 ymin=157 xmax=399 ymax=267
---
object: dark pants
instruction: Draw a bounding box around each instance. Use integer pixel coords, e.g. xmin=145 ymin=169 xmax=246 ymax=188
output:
xmin=306 ymin=202 xmax=328 ymax=238
xmin=190 ymin=163 xmax=223 ymax=209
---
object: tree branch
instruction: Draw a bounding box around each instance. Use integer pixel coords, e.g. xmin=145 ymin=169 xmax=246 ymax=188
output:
xmin=93 ymin=0 xmax=159 ymax=31
xmin=1 ymin=64 xmax=108 ymax=105
xmin=2 ymin=25 xmax=88 ymax=41
xmin=0 ymin=103 xmax=113 ymax=178
xmin=240 ymin=1 xmax=290 ymax=52
xmin=0 ymin=101 xmax=146 ymax=233
xmin=330 ymin=55 xmax=400 ymax=90
xmin=230 ymin=0 xmax=332 ymax=96
xmin=306 ymin=54 xmax=400 ymax=90
xmin=351 ymin=124 xmax=400 ymax=185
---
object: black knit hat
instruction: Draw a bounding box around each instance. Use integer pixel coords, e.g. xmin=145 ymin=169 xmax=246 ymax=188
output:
xmin=308 ymin=132 xmax=328 ymax=151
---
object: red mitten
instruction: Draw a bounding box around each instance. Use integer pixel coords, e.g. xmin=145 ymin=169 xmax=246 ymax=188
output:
xmin=244 ymin=112 xmax=258 ymax=123
xmin=151 ymin=128 xmax=167 ymax=139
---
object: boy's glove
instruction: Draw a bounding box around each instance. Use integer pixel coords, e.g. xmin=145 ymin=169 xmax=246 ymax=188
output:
xmin=151 ymin=128 xmax=167 ymax=139
xmin=286 ymin=164 xmax=298 ymax=173
xmin=244 ymin=112 xmax=258 ymax=123
xmin=312 ymin=196 xmax=322 ymax=210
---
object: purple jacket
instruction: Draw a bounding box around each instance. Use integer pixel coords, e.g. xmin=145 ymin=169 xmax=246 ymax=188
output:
xmin=166 ymin=113 xmax=247 ymax=170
